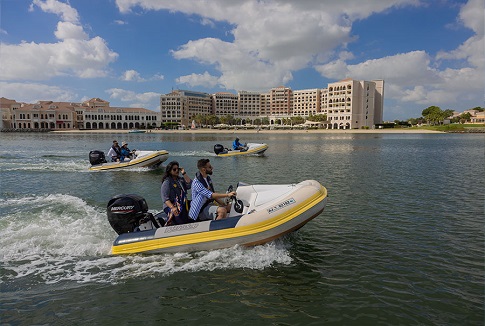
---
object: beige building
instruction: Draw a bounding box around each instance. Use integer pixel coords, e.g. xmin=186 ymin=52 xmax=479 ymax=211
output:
xmin=292 ymin=89 xmax=321 ymax=117
xmin=1 ymin=97 xmax=23 ymax=129
xmin=1 ymin=97 xmax=160 ymax=131
xmin=160 ymin=90 xmax=213 ymax=128
xmin=238 ymin=91 xmax=262 ymax=117
xmin=213 ymin=92 xmax=239 ymax=116
xmin=326 ymin=79 xmax=384 ymax=129
xmin=159 ymin=78 xmax=384 ymax=129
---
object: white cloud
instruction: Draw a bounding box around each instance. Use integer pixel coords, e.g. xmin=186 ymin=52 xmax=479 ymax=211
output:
xmin=121 ymin=70 xmax=145 ymax=82
xmin=32 ymin=0 xmax=80 ymax=23
xmin=54 ymin=21 xmax=88 ymax=40
xmin=116 ymin=0 xmax=483 ymax=118
xmin=118 ymin=0 xmax=414 ymax=91
xmin=106 ymin=88 xmax=160 ymax=104
xmin=458 ymin=0 xmax=484 ymax=35
xmin=120 ymin=70 xmax=165 ymax=82
xmin=176 ymin=71 xmax=220 ymax=88
xmin=0 ymin=1 xmax=118 ymax=81
xmin=0 ymin=82 xmax=75 ymax=103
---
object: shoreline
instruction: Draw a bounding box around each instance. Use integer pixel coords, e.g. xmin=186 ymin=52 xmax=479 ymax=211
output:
xmin=50 ymin=128 xmax=444 ymax=134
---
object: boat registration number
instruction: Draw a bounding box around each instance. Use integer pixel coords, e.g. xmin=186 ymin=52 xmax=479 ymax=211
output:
xmin=267 ymin=198 xmax=296 ymax=214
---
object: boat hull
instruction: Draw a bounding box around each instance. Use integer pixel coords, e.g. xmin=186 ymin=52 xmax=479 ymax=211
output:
xmin=216 ymin=143 xmax=268 ymax=157
xmin=110 ymin=180 xmax=327 ymax=254
xmin=89 ymin=150 xmax=169 ymax=171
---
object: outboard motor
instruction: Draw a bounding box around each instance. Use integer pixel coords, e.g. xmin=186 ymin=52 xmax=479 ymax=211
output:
xmin=107 ymin=194 xmax=149 ymax=235
xmin=214 ymin=144 xmax=225 ymax=155
xmin=89 ymin=150 xmax=107 ymax=165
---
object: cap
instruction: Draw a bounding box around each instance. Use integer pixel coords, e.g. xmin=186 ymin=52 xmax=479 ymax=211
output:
xmin=122 ymin=141 xmax=127 ymax=146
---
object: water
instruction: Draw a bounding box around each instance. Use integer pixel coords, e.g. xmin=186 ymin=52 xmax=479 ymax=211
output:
xmin=0 ymin=131 xmax=483 ymax=325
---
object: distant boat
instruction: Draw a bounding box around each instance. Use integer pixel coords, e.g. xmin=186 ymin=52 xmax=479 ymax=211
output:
xmin=88 ymin=150 xmax=169 ymax=171
xmin=214 ymin=142 xmax=268 ymax=157
xmin=128 ymin=130 xmax=146 ymax=133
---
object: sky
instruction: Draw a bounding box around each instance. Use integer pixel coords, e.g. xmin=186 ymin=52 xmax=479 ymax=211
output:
xmin=0 ymin=0 xmax=483 ymax=121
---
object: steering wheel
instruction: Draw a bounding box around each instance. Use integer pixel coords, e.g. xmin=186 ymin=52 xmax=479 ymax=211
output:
xmin=227 ymin=185 xmax=244 ymax=213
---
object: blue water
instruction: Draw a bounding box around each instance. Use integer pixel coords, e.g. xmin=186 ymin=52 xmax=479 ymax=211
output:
xmin=0 ymin=131 xmax=483 ymax=325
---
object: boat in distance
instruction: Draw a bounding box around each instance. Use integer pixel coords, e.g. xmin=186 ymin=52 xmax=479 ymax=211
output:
xmin=128 ymin=129 xmax=146 ymax=133
xmin=107 ymin=179 xmax=327 ymax=254
xmin=88 ymin=149 xmax=169 ymax=171
xmin=213 ymin=142 xmax=268 ymax=157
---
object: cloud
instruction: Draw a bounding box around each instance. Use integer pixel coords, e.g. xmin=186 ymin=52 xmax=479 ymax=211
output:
xmin=32 ymin=0 xmax=80 ymax=23
xmin=117 ymin=0 xmax=414 ymax=91
xmin=54 ymin=21 xmax=88 ymax=40
xmin=0 ymin=0 xmax=118 ymax=81
xmin=116 ymin=0 xmax=483 ymax=118
xmin=121 ymin=70 xmax=145 ymax=82
xmin=105 ymin=88 xmax=160 ymax=104
xmin=176 ymin=71 xmax=220 ymax=88
xmin=0 ymin=82 xmax=76 ymax=103
xmin=120 ymin=70 xmax=164 ymax=82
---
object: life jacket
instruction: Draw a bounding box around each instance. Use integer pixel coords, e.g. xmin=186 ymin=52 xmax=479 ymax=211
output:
xmin=196 ymin=172 xmax=215 ymax=192
xmin=112 ymin=145 xmax=121 ymax=157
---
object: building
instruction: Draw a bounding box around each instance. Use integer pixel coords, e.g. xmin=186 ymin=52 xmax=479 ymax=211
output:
xmin=159 ymin=78 xmax=383 ymax=129
xmin=160 ymin=90 xmax=212 ymax=128
xmin=1 ymin=97 xmax=160 ymax=131
xmin=0 ymin=97 xmax=23 ymax=129
xmin=213 ymin=92 xmax=239 ymax=116
xmin=326 ymin=79 xmax=384 ymax=129
xmin=238 ymin=91 xmax=262 ymax=117
xmin=2 ymin=77 xmax=385 ymax=131
xmin=292 ymin=89 xmax=321 ymax=117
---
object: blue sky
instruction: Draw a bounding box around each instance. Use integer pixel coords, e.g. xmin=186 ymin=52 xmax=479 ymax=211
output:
xmin=0 ymin=0 xmax=483 ymax=121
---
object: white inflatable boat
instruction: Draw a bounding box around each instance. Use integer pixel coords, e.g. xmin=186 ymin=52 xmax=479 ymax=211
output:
xmin=107 ymin=179 xmax=327 ymax=254
xmin=88 ymin=150 xmax=169 ymax=171
xmin=214 ymin=143 xmax=268 ymax=157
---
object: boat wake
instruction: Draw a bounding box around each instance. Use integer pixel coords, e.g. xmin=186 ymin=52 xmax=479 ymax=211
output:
xmin=168 ymin=150 xmax=216 ymax=157
xmin=0 ymin=194 xmax=292 ymax=287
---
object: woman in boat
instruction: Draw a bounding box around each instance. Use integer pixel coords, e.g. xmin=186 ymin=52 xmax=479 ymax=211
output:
xmin=161 ymin=161 xmax=192 ymax=226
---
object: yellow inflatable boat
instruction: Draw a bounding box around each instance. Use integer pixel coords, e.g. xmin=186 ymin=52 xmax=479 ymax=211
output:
xmin=107 ymin=179 xmax=327 ymax=254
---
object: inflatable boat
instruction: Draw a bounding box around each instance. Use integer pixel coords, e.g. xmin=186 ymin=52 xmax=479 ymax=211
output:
xmin=107 ymin=179 xmax=327 ymax=254
xmin=214 ymin=143 xmax=268 ymax=157
xmin=88 ymin=150 xmax=169 ymax=171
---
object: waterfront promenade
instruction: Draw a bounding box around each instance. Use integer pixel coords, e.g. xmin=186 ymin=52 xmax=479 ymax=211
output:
xmin=52 ymin=128 xmax=444 ymax=134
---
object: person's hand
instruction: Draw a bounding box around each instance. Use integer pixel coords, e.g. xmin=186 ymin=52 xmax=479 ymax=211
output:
xmin=180 ymin=167 xmax=186 ymax=175
xmin=171 ymin=206 xmax=179 ymax=216
xmin=228 ymin=191 xmax=237 ymax=198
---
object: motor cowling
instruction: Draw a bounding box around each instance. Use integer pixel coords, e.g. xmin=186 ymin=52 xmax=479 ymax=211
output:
xmin=214 ymin=144 xmax=225 ymax=155
xmin=107 ymin=194 xmax=149 ymax=235
xmin=89 ymin=150 xmax=107 ymax=165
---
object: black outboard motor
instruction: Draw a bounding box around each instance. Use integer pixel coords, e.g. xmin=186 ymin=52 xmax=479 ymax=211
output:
xmin=89 ymin=150 xmax=107 ymax=165
xmin=107 ymin=194 xmax=149 ymax=235
xmin=214 ymin=144 xmax=226 ymax=155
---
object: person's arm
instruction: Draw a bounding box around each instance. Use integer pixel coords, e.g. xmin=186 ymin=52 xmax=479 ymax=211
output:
xmin=179 ymin=168 xmax=192 ymax=188
xmin=161 ymin=181 xmax=178 ymax=213
xmin=211 ymin=191 xmax=236 ymax=206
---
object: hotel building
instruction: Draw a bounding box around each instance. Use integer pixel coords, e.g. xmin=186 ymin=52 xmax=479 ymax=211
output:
xmin=2 ymin=78 xmax=385 ymax=131
xmin=160 ymin=78 xmax=385 ymax=129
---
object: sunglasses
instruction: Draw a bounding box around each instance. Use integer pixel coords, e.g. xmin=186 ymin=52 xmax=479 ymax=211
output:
xmin=171 ymin=167 xmax=179 ymax=172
